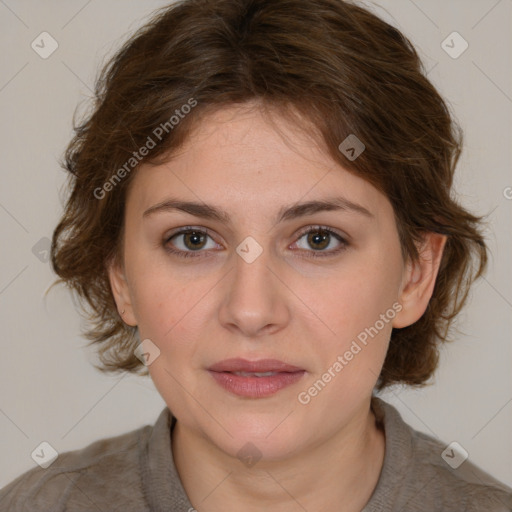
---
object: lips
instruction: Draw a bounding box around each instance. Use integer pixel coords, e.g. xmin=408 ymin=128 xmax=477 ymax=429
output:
xmin=207 ymin=358 xmax=306 ymax=398
xmin=208 ymin=358 xmax=304 ymax=373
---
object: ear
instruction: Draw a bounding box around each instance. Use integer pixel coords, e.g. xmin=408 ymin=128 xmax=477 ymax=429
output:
xmin=392 ymin=232 xmax=447 ymax=329
xmin=107 ymin=257 xmax=137 ymax=326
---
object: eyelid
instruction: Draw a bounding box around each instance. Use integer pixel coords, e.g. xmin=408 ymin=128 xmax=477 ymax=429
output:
xmin=294 ymin=224 xmax=348 ymax=242
xmin=164 ymin=225 xmax=216 ymax=241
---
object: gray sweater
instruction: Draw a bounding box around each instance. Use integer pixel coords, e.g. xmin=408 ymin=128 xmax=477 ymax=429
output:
xmin=1 ymin=397 xmax=511 ymax=511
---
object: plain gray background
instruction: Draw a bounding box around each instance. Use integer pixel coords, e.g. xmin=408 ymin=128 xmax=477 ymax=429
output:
xmin=0 ymin=0 xmax=511 ymax=489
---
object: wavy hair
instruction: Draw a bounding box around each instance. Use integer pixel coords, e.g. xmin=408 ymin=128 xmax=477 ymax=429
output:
xmin=51 ymin=0 xmax=488 ymax=389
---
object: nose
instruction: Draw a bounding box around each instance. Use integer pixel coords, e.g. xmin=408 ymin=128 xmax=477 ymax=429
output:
xmin=218 ymin=241 xmax=290 ymax=338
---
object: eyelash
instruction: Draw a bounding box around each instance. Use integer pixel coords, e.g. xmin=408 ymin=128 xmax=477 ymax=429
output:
xmin=163 ymin=225 xmax=349 ymax=260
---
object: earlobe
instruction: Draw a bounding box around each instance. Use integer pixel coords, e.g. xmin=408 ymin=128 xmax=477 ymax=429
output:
xmin=107 ymin=258 xmax=137 ymax=326
xmin=392 ymin=233 xmax=447 ymax=329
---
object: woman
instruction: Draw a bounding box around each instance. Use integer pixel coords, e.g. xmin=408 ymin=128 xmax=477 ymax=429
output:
xmin=1 ymin=0 xmax=511 ymax=510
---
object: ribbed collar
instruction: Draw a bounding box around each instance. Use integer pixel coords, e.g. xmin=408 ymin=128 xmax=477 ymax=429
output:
xmin=140 ymin=407 xmax=194 ymax=511
xmin=362 ymin=396 xmax=413 ymax=511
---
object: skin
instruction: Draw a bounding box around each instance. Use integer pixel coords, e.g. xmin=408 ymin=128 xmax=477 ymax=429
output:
xmin=109 ymin=101 xmax=446 ymax=512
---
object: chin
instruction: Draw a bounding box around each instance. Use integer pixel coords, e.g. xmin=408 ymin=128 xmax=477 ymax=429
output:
xmin=220 ymin=432 xmax=303 ymax=465
xmin=208 ymin=411 xmax=306 ymax=461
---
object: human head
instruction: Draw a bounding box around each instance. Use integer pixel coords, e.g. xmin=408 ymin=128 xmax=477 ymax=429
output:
xmin=51 ymin=0 xmax=487 ymax=391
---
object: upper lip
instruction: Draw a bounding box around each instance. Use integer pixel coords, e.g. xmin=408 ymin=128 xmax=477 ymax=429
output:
xmin=208 ymin=358 xmax=304 ymax=373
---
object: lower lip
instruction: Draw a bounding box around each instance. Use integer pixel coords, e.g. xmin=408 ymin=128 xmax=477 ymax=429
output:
xmin=208 ymin=370 xmax=306 ymax=398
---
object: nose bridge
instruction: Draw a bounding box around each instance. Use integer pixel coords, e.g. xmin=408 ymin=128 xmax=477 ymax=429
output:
xmin=219 ymin=235 xmax=288 ymax=335
xmin=232 ymin=236 xmax=275 ymax=308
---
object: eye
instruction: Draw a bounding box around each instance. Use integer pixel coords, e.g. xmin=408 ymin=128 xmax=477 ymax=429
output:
xmin=163 ymin=225 xmax=349 ymax=260
xmin=164 ymin=227 xmax=220 ymax=259
xmin=291 ymin=226 xmax=348 ymax=258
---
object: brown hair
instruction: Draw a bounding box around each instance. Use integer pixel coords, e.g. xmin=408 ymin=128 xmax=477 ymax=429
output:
xmin=51 ymin=0 xmax=488 ymax=389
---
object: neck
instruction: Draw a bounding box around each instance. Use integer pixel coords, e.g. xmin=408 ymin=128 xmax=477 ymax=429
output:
xmin=172 ymin=397 xmax=385 ymax=512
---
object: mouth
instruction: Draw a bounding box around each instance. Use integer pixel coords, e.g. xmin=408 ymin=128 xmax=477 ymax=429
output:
xmin=208 ymin=358 xmax=304 ymax=373
xmin=208 ymin=358 xmax=306 ymax=398
xmin=227 ymin=371 xmax=284 ymax=377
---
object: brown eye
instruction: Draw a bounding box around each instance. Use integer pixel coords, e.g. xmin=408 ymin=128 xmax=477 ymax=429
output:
xmin=293 ymin=226 xmax=349 ymax=259
xmin=306 ymin=229 xmax=331 ymax=250
xmin=164 ymin=227 xmax=219 ymax=259
xmin=182 ymin=231 xmax=207 ymax=250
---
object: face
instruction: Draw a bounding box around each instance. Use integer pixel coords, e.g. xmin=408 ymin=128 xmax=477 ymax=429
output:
xmin=109 ymin=102 xmax=440 ymax=461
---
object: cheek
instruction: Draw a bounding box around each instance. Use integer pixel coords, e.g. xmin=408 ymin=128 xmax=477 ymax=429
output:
xmin=130 ymin=270 xmax=179 ymax=339
xmin=300 ymin=248 xmax=401 ymax=389
xmin=128 ymin=259 xmax=216 ymax=358
xmin=307 ymin=253 xmax=401 ymax=341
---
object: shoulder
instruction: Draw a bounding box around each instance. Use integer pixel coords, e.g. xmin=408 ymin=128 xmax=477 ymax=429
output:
xmin=411 ymin=428 xmax=512 ymax=511
xmin=370 ymin=397 xmax=512 ymax=512
xmin=0 ymin=416 xmax=161 ymax=512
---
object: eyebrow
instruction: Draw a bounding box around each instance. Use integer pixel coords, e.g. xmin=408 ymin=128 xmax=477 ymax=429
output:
xmin=142 ymin=196 xmax=374 ymax=223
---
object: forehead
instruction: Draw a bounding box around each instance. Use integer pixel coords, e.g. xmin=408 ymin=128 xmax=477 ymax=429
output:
xmin=167 ymin=103 xmax=333 ymax=175
xmin=126 ymin=103 xmax=390 ymax=221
